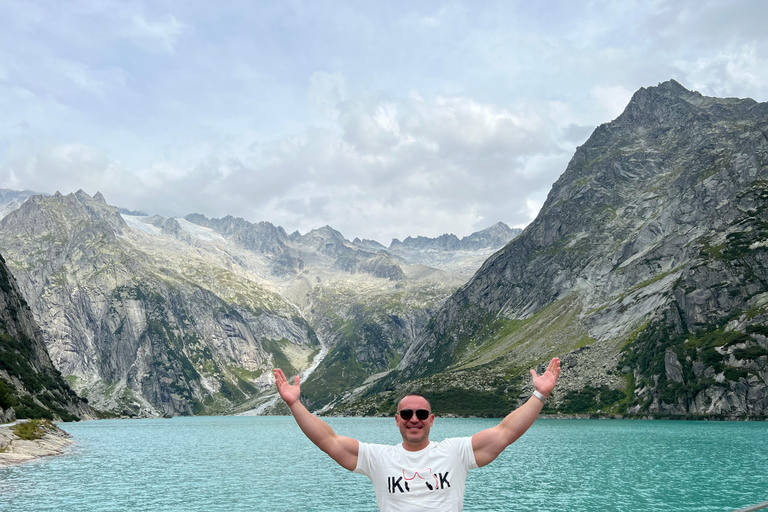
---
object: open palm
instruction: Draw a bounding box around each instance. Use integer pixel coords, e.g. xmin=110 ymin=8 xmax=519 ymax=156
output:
xmin=530 ymin=357 xmax=561 ymax=397
xmin=274 ymin=368 xmax=301 ymax=406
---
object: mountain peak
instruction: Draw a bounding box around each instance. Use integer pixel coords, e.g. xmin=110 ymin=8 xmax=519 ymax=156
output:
xmin=1 ymin=187 xmax=127 ymax=235
xmin=305 ymin=225 xmax=346 ymax=241
xmin=389 ymin=223 xmax=519 ymax=252
xmin=655 ymin=78 xmax=693 ymax=95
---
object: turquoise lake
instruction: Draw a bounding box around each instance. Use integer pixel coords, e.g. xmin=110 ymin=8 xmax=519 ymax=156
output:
xmin=1 ymin=416 xmax=766 ymax=511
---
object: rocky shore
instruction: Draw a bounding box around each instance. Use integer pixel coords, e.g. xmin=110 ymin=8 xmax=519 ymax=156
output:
xmin=0 ymin=420 xmax=73 ymax=466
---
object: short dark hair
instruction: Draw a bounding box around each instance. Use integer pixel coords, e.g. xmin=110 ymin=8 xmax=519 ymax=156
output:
xmin=397 ymin=393 xmax=431 ymax=411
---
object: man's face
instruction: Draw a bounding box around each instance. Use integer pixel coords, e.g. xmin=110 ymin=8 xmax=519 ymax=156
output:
xmin=396 ymin=395 xmax=434 ymax=450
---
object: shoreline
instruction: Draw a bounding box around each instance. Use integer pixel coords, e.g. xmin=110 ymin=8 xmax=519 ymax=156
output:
xmin=0 ymin=420 xmax=74 ymax=467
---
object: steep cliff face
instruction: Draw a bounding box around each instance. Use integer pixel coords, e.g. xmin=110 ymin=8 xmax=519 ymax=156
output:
xmin=0 ymin=192 xmax=320 ymax=417
xmin=0 ymin=252 xmax=92 ymax=422
xmin=374 ymin=80 xmax=768 ymax=418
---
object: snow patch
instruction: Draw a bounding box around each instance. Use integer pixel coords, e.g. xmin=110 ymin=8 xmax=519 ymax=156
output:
xmin=175 ymin=218 xmax=228 ymax=244
xmin=122 ymin=215 xmax=162 ymax=235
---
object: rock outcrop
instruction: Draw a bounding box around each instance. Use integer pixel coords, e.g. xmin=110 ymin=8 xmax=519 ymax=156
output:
xmin=0 ymin=420 xmax=74 ymax=466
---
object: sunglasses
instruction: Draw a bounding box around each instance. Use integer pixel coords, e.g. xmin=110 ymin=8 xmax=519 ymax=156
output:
xmin=399 ymin=409 xmax=430 ymax=421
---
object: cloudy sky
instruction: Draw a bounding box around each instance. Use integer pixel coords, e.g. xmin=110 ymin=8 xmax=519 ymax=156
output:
xmin=1 ymin=1 xmax=767 ymax=244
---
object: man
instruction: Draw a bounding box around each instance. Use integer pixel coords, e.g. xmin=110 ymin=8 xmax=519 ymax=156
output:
xmin=274 ymin=357 xmax=561 ymax=512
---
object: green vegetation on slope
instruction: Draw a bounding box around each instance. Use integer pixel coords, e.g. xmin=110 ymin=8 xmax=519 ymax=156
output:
xmin=419 ymin=295 xmax=595 ymax=378
xmin=10 ymin=419 xmax=53 ymax=440
xmin=304 ymin=319 xmax=400 ymax=409
xmin=554 ymin=386 xmax=627 ymax=414
xmin=620 ymin=305 xmax=767 ymax=411
xmin=0 ymin=332 xmax=82 ymax=422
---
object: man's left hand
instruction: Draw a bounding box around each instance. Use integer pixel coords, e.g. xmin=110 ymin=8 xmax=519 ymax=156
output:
xmin=529 ymin=357 xmax=561 ymax=398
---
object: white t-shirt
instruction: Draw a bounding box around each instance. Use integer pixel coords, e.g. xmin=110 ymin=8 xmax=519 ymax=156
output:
xmin=354 ymin=437 xmax=479 ymax=512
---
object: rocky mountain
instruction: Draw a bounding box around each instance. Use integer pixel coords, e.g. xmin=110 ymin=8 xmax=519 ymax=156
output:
xmin=390 ymin=222 xmax=520 ymax=252
xmin=0 ymin=252 xmax=92 ymax=422
xmin=339 ymin=80 xmax=768 ymax=419
xmin=354 ymin=222 xmax=522 ymax=278
xmin=0 ymin=190 xmax=510 ymax=416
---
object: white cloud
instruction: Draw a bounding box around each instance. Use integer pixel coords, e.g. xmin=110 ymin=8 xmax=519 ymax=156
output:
xmin=210 ymin=92 xmax=573 ymax=241
xmin=1 ymin=0 xmax=767 ymax=243
xmin=309 ymin=72 xmax=348 ymax=120
xmin=522 ymin=198 xmax=544 ymax=228
xmin=590 ymin=85 xmax=635 ymax=123
xmin=1 ymin=142 xmax=113 ymax=193
xmin=677 ymin=41 xmax=768 ymax=100
xmin=125 ymin=12 xmax=186 ymax=53
xmin=0 ymin=90 xmax=572 ymax=242
xmin=74 ymin=1 xmax=189 ymax=53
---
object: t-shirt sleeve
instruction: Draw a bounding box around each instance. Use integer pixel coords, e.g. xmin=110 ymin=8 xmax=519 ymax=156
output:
xmin=458 ymin=436 xmax=479 ymax=470
xmin=354 ymin=441 xmax=377 ymax=478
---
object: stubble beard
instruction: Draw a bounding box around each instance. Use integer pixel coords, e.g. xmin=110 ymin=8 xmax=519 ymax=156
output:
xmin=402 ymin=424 xmax=428 ymax=445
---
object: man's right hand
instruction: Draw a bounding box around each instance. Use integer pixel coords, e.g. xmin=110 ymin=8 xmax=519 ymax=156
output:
xmin=273 ymin=367 xmax=360 ymax=471
xmin=274 ymin=368 xmax=301 ymax=406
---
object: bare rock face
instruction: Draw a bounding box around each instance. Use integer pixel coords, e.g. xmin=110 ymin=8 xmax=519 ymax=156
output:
xmin=391 ymin=80 xmax=768 ymax=418
xmin=665 ymin=350 xmax=684 ymax=383
xmin=0 ymin=253 xmax=92 ymax=422
xmin=296 ymin=226 xmax=405 ymax=281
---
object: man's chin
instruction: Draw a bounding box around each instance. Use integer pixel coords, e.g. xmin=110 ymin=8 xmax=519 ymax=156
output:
xmin=404 ymin=429 xmax=426 ymax=442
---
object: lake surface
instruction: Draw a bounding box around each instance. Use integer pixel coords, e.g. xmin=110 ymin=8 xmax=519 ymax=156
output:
xmin=1 ymin=416 xmax=766 ymax=511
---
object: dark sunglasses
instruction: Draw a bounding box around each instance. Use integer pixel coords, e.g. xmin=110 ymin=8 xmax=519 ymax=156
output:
xmin=399 ymin=409 xmax=430 ymax=421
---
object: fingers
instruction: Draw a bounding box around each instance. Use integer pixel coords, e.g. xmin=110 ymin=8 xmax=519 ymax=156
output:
xmin=531 ymin=358 xmax=561 ymax=382
xmin=550 ymin=357 xmax=561 ymax=378
xmin=273 ymin=368 xmax=300 ymax=389
xmin=546 ymin=357 xmax=558 ymax=372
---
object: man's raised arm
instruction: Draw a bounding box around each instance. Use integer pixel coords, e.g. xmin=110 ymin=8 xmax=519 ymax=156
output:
xmin=273 ymin=368 xmax=359 ymax=471
xmin=471 ymin=357 xmax=561 ymax=467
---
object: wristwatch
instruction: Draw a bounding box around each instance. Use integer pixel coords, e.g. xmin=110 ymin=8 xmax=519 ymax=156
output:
xmin=533 ymin=390 xmax=547 ymax=403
